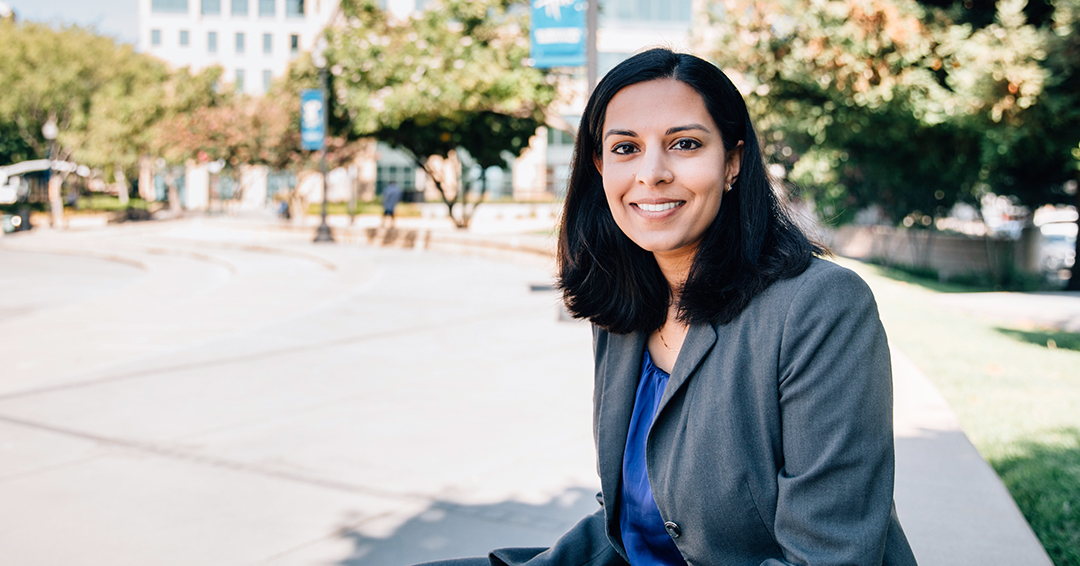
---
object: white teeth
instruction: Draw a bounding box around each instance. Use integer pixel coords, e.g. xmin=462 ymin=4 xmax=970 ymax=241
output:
xmin=636 ymin=202 xmax=683 ymax=212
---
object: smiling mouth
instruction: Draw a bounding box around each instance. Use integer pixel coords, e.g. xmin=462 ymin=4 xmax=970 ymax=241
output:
xmin=634 ymin=201 xmax=685 ymax=212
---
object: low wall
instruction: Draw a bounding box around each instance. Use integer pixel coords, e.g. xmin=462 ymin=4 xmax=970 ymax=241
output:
xmin=828 ymin=225 xmax=1041 ymax=281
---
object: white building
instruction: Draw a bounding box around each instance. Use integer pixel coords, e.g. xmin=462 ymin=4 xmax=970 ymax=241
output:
xmin=135 ymin=0 xmax=694 ymax=209
xmin=137 ymin=0 xmax=340 ymax=95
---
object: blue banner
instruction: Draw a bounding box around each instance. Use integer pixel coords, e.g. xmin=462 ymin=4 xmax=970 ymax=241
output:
xmin=530 ymin=0 xmax=586 ymax=68
xmin=300 ymin=88 xmax=326 ymax=151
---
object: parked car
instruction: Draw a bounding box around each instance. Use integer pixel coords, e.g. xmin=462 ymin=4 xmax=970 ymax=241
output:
xmin=1041 ymin=221 xmax=1077 ymax=273
xmin=1 ymin=212 xmax=23 ymax=233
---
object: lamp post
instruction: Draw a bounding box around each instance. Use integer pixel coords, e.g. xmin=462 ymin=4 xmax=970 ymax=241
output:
xmin=311 ymin=38 xmax=334 ymax=243
xmin=42 ymin=117 xmax=60 ymax=228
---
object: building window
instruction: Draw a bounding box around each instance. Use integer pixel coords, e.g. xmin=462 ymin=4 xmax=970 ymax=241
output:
xmin=151 ymin=29 xmax=162 ymax=46
xmin=231 ymin=0 xmax=248 ymax=15
xmin=259 ymin=0 xmax=275 ymax=17
xmin=376 ymin=163 xmax=416 ymax=194
xmin=605 ymin=0 xmax=691 ymax=22
xmin=236 ymin=32 xmax=245 ymax=53
xmin=202 ymin=0 xmax=220 ymax=15
xmin=235 ymin=69 xmax=245 ymax=92
xmin=263 ymin=33 xmax=272 ymax=54
xmin=289 ymin=34 xmax=299 ymax=55
xmin=151 ymin=0 xmax=188 ymax=13
xmin=208 ymin=31 xmax=218 ymax=53
xmin=263 ymin=70 xmax=273 ymax=93
xmin=179 ymin=30 xmax=190 ymax=46
xmin=286 ymin=0 xmax=304 ymax=17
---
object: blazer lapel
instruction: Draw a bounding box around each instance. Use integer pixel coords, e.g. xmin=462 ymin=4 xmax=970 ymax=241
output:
xmin=595 ymin=329 xmax=647 ymax=536
xmin=657 ymin=322 xmax=718 ymax=415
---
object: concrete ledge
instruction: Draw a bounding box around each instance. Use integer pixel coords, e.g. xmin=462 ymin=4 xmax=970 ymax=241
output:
xmin=892 ymin=348 xmax=1053 ymax=566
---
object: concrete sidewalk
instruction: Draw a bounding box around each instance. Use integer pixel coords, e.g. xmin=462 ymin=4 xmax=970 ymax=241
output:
xmin=0 ymin=215 xmax=1055 ymax=565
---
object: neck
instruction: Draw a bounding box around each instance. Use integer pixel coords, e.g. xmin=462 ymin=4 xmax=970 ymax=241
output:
xmin=653 ymin=247 xmax=696 ymax=297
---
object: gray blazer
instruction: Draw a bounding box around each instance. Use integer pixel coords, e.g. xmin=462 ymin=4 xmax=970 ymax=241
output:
xmin=488 ymin=258 xmax=917 ymax=566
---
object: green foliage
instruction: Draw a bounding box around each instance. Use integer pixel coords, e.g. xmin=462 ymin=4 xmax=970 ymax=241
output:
xmin=325 ymin=0 xmax=555 ymax=226
xmin=0 ymin=21 xmax=171 ymax=170
xmin=699 ymin=0 xmax=1080 ymax=224
xmin=0 ymin=120 xmax=33 ymax=164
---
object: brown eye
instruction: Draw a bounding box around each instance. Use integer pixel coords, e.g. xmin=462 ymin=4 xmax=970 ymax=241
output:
xmin=612 ymin=143 xmax=638 ymax=155
xmin=673 ymin=139 xmax=701 ymax=150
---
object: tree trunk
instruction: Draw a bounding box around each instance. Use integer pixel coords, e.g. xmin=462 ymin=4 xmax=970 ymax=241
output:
xmin=413 ymin=156 xmax=468 ymax=229
xmin=48 ymin=173 xmax=63 ymax=228
xmin=166 ymin=171 xmax=182 ymax=216
xmin=114 ymin=166 xmax=129 ymax=206
xmin=138 ymin=157 xmax=154 ymax=201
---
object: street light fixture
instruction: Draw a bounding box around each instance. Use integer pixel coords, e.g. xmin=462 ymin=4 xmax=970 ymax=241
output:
xmin=42 ymin=117 xmax=60 ymax=228
xmin=311 ymin=37 xmax=334 ymax=243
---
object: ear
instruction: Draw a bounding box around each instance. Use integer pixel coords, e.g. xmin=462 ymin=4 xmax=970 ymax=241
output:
xmin=593 ymin=152 xmax=604 ymax=175
xmin=725 ymin=141 xmax=744 ymax=189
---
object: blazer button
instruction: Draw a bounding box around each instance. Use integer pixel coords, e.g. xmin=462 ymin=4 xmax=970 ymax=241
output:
xmin=664 ymin=521 xmax=681 ymax=538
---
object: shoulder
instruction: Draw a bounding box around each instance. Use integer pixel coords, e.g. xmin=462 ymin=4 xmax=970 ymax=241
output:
xmin=741 ymin=258 xmax=875 ymax=317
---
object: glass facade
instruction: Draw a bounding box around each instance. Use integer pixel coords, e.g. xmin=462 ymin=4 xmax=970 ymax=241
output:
xmin=236 ymin=32 xmax=245 ymax=53
xmin=286 ymin=0 xmax=304 ymax=17
xmin=232 ymin=0 xmax=248 ymax=15
xmin=202 ymin=0 xmax=220 ymax=15
xmin=151 ymin=0 xmax=188 ymax=13
xmin=289 ymin=34 xmax=299 ymax=55
xmin=179 ymin=30 xmax=190 ymax=46
xmin=263 ymin=33 xmax=272 ymax=54
xmin=151 ymin=29 xmax=162 ymax=46
xmin=376 ymin=164 xmax=416 ymax=195
xmin=259 ymin=0 xmax=275 ymax=17
xmin=602 ymin=0 xmax=691 ymax=22
xmin=208 ymin=31 xmax=217 ymax=53
xmin=263 ymin=70 xmax=273 ymax=93
xmin=235 ymin=69 xmax=245 ymax=92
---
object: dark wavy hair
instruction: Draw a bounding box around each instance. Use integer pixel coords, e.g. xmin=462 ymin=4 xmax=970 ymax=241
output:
xmin=557 ymin=48 xmax=824 ymax=334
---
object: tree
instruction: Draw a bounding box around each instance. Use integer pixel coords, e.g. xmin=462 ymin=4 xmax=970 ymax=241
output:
xmin=0 ymin=21 xmax=179 ymax=223
xmin=147 ymin=65 xmax=229 ymax=214
xmin=699 ymin=0 xmax=1080 ymax=287
xmin=324 ymin=0 xmax=556 ymax=228
xmin=76 ymin=53 xmax=173 ymax=205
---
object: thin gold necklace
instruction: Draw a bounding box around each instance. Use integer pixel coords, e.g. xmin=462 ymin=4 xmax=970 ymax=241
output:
xmin=658 ymin=326 xmax=679 ymax=352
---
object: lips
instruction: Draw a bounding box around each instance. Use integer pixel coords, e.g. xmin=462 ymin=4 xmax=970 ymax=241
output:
xmin=634 ymin=201 xmax=685 ymax=212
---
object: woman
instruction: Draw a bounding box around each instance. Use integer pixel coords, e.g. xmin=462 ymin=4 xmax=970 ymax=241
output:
xmin=421 ymin=48 xmax=917 ymax=566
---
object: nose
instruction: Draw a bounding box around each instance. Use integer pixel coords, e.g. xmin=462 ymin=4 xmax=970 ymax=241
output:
xmin=636 ymin=147 xmax=673 ymax=187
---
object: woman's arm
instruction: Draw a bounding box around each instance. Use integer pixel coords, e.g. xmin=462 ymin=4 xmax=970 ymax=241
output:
xmin=768 ymin=264 xmax=911 ymax=566
xmin=488 ymin=494 xmax=627 ymax=566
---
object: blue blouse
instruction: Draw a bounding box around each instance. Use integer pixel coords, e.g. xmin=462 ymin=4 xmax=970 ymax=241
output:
xmin=618 ymin=349 xmax=688 ymax=565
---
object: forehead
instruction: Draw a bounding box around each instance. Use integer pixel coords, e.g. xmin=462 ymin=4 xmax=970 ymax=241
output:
xmin=603 ymin=79 xmax=715 ymax=132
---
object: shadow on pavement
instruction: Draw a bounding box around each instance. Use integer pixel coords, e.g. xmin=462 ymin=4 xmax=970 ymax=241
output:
xmin=991 ymin=428 xmax=1080 ymax=566
xmin=995 ymin=326 xmax=1080 ymax=352
xmin=335 ymin=487 xmax=600 ymax=566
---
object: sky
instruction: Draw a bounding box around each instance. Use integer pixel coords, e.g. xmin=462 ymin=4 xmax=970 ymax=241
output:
xmin=6 ymin=0 xmax=138 ymax=45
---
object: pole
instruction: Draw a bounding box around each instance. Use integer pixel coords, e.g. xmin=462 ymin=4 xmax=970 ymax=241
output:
xmin=314 ymin=65 xmax=334 ymax=243
xmin=587 ymin=0 xmax=598 ymax=94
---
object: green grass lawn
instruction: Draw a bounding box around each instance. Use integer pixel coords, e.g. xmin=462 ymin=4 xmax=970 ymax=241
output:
xmin=838 ymin=257 xmax=1080 ymax=565
xmin=304 ymin=201 xmax=423 ymax=217
xmin=74 ymin=195 xmax=150 ymax=212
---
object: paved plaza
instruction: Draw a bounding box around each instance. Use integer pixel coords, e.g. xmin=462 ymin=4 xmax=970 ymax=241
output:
xmin=0 ymin=216 xmax=1054 ymax=565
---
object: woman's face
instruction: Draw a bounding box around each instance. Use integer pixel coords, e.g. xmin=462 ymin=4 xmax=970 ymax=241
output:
xmin=595 ymin=78 xmax=742 ymax=266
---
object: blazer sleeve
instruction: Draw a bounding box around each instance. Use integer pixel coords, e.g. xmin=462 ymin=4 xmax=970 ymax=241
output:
xmin=489 ymin=493 xmax=627 ymax=566
xmin=766 ymin=264 xmax=896 ymax=566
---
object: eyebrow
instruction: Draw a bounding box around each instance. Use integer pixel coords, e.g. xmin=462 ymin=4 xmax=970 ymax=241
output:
xmin=602 ymin=123 xmax=711 ymax=140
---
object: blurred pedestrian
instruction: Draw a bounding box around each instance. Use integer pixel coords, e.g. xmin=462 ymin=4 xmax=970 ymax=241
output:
xmin=382 ymin=181 xmax=403 ymax=228
xmin=416 ymin=49 xmax=915 ymax=566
